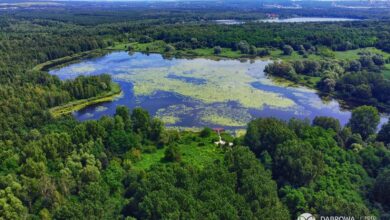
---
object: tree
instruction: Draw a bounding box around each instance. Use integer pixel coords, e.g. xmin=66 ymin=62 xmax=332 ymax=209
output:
xmin=377 ymin=122 xmax=390 ymax=146
xmin=224 ymin=147 xmax=290 ymax=219
xmin=199 ymin=127 xmax=212 ymax=138
xmin=293 ymin=61 xmax=305 ymax=74
xmin=273 ymin=140 xmax=324 ymax=186
xmin=319 ymin=77 xmax=336 ymax=93
xmin=283 ymin=45 xmax=294 ymax=55
xmin=265 ymin=62 xmax=298 ymax=82
xmin=107 ymin=130 xmax=139 ymax=154
xmin=190 ymin=38 xmax=198 ymax=48
xmin=249 ymin=45 xmax=257 ymax=55
xmin=244 ymin=118 xmax=296 ymax=156
xmin=372 ymin=168 xmax=390 ymax=209
xmin=81 ymin=165 xmax=101 ymax=183
xmin=354 ymin=84 xmax=372 ymax=99
xmin=238 ymin=41 xmax=250 ymax=54
xmin=115 ymin=106 xmax=130 ymax=123
xmin=280 ymin=186 xmax=308 ymax=216
xmin=302 ymin=60 xmax=321 ymax=76
xmin=125 ymin=147 xmax=290 ymax=220
xmin=165 ymin=44 xmax=175 ymax=53
xmin=257 ymin=49 xmax=270 ymax=57
xmin=359 ymin=55 xmax=375 ymax=69
xmin=313 ymin=116 xmax=341 ymax=132
xmin=0 ymin=187 xmax=27 ymax=220
xmin=348 ymin=106 xmax=380 ymax=139
xmin=213 ymin=46 xmax=222 ymax=55
xmin=372 ymin=54 xmax=385 ymax=66
xmin=164 ymin=145 xmax=181 ymax=162
xmin=149 ymin=118 xmax=164 ymax=142
xmin=349 ymin=60 xmax=361 ymax=72
xmin=131 ymin=108 xmax=151 ymax=136
xmin=139 ymin=35 xmax=152 ymax=43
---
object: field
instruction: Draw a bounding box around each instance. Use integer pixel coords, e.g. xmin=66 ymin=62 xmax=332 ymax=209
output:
xmin=334 ymin=47 xmax=390 ymax=60
xmin=133 ymin=132 xmax=225 ymax=170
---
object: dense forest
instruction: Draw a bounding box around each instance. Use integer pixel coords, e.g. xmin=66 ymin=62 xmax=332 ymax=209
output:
xmin=265 ymin=53 xmax=390 ymax=111
xmin=0 ymin=5 xmax=390 ymax=219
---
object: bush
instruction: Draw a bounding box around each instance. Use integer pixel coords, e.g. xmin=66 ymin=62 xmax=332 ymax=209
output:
xmin=199 ymin=127 xmax=212 ymax=138
xmin=283 ymin=45 xmax=294 ymax=55
xmin=165 ymin=44 xmax=175 ymax=52
xmin=213 ymin=46 xmax=222 ymax=55
xmin=164 ymin=145 xmax=181 ymax=162
xmin=257 ymin=49 xmax=270 ymax=57
xmin=264 ymin=62 xmax=298 ymax=82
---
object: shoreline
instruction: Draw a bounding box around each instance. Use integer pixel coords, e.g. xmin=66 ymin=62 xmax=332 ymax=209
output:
xmin=34 ymin=43 xmax=390 ymax=119
xmin=49 ymin=83 xmax=122 ymax=118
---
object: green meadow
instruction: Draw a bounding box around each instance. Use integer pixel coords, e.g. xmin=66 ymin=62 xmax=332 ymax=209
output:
xmin=133 ymin=132 xmax=225 ymax=170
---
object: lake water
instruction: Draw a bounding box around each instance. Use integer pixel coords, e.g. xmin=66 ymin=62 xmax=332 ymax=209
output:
xmin=49 ymin=52 xmax=387 ymax=130
xmin=214 ymin=20 xmax=245 ymax=25
xmin=214 ymin=17 xmax=359 ymax=25
xmin=258 ymin=17 xmax=360 ymax=23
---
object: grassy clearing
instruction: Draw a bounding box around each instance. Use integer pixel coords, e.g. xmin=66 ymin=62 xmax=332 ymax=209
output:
xmin=270 ymin=50 xmax=302 ymax=61
xmin=182 ymin=47 xmax=243 ymax=59
xmin=334 ymin=47 xmax=390 ymax=60
xmin=297 ymin=75 xmax=321 ymax=89
xmin=49 ymin=83 xmax=121 ymax=118
xmin=133 ymin=132 xmax=225 ymax=170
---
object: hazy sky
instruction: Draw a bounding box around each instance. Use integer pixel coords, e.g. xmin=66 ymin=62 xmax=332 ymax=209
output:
xmin=40 ymin=0 xmax=366 ymax=1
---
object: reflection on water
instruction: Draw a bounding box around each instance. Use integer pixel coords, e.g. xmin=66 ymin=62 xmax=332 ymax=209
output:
xmin=49 ymin=52 xmax=387 ymax=130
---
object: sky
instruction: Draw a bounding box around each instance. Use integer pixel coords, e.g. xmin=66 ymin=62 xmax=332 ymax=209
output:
xmin=23 ymin=0 xmax=368 ymax=1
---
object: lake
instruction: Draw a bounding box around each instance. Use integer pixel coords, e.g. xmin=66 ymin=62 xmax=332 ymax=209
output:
xmin=214 ymin=17 xmax=359 ymax=25
xmin=258 ymin=17 xmax=360 ymax=23
xmin=49 ymin=52 xmax=387 ymax=130
xmin=214 ymin=20 xmax=245 ymax=25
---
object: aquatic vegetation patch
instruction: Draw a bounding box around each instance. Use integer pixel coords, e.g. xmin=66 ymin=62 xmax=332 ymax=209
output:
xmin=198 ymin=104 xmax=252 ymax=127
xmin=156 ymin=104 xmax=195 ymax=117
xmin=159 ymin=116 xmax=181 ymax=124
xmin=116 ymin=59 xmax=296 ymax=110
xmin=166 ymin=74 xmax=207 ymax=85
xmin=155 ymin=104 xmax=193 ymax=125
xmin=49 ymin=52 xmax=359 ymax=130
xmin=95 ymin=106 xmax=108 ymax=112
xmin=200 ymin=115 xmax=247 ymax=127
xmin=70 ymin=64 xmax=96 ymax=74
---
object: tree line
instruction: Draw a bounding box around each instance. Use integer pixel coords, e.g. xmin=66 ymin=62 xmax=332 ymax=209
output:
xmin=265 ymin=53 xmax=390 ymax=111
xmin=1 ymin=8 xmax=390 ymax=219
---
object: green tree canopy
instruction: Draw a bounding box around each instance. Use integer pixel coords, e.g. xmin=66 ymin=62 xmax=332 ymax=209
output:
xmin=348 ymin=106 xmax=380 ymax=139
